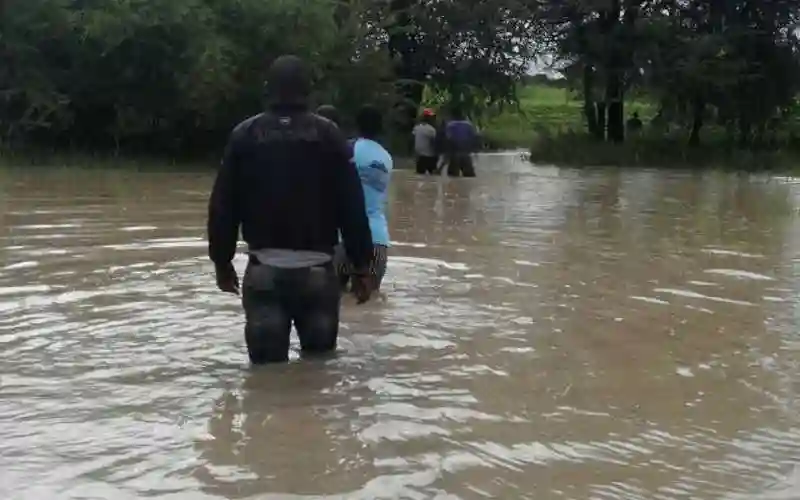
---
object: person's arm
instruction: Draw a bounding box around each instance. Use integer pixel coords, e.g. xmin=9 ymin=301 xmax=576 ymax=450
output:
xmin=472 ymin=123 xmax=482 ymax=152
xmin=207 ymin=131 xmax=242 ymax=268
xmin=361 ymin=160 xmax=390 ymax=193
xmin=328 ymin=127 xmax=372 ymax=271
xmin=427 ymin=127 xmax=438 ymax=154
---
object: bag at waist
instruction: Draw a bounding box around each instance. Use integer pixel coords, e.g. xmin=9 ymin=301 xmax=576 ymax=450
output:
xmin=248 ymin=248 xmax=332 ymax=269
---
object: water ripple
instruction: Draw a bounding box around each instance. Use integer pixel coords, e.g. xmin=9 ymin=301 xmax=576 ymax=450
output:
xmin=0 ymin=159 xmax=799 ymax=499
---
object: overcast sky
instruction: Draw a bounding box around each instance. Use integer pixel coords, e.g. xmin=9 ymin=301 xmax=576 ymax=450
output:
xmin=527 ymin=54 xmax=566 ymax=78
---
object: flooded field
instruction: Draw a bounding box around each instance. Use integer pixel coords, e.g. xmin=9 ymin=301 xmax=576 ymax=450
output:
xmin=1 ymin=155 xmax=799 ymax=499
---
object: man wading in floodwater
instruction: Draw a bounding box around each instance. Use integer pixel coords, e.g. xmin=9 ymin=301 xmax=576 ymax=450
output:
xmin=334 ymin=105 xmax=393 ymax=292
xmin=443 ymin=107 xmax=479 ymax=177
xmin=206 ymin=55 xmax=374 ymax=364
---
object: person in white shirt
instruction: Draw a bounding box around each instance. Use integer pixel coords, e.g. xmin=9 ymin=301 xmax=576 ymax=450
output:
xmin=412 ymin=108 xmax=439 ymax=175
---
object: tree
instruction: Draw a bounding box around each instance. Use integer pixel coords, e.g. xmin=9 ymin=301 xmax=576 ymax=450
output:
xmin=1 ymin=0 xmax=398 ymax=154
xmin=387 ymin=0 xmax=541 ymax=136
xmin=538 ymin=0 xmax=800 ymax=148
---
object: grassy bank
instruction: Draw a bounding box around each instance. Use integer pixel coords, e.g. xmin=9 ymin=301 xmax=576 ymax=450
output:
xmin=9 ymin=82 xmax=795 ymax=171
xmin=480 ymin=84 xmax=653 ymax=150
xmin=0 ymin=83 xmax=586 ymax=167
xmin=528 ymin=131 xmax=800 ymax=171
xmin=476 ymin=83 xmax=800 ymax=171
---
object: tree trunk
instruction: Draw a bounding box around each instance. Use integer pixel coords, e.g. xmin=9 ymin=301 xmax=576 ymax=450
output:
xmin=388 ymin=0 xmax=425 ymax=147
xmin=606 ymin=81 xmax=624 ymax=143
xmin=596 ymin=101 xmax=607 ymax=140
xmin=688 ymin=97 xmax=705 ymax=147
xmin=582 ymin=64 xmax=599 ymax=137
xmin=602 ymin=0 xmax=624 ymax=143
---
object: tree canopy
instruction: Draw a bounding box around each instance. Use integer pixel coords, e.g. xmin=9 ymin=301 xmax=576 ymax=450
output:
xmin=535 ymin=0 xmax=800 ymax=146
xmin=2 ymin=0 xmax=799 ymax=156
xmin=1 ymin=0 xmax=541 ymax=155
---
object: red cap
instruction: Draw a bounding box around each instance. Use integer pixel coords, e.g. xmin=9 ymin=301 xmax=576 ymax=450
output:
xmin=422 ymin=108 xmax=436 ymax=117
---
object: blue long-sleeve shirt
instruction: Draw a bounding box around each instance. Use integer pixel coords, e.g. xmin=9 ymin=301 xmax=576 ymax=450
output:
xmin=351 ymin=138 xmax=393 ymax=246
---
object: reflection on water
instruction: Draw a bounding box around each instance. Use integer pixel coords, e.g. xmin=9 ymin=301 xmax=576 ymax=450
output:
xmin=1 ymin=158 xmax=800 ymax=499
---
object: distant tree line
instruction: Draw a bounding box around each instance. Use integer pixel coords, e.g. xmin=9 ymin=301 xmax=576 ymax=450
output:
xmin=537 ymin=0 xmax=800 ymax=148
xmin=1 ymin=0 xmax=798 ymax=156
xmin=0 ymin=0 xmax=536 ymax=156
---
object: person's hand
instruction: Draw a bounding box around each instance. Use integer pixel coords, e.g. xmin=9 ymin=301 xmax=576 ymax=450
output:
xmin=215 ymin=263 xmax=240 ymax=295
xmin=350 ymin=270 xmax=373 ymax=304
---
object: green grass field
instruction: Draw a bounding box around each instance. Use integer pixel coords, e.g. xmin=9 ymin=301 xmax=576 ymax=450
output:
xmin=468 ymin=84 xmax=800 ymax=169
xmin=481 ymin=85 xmax=653 ymax=149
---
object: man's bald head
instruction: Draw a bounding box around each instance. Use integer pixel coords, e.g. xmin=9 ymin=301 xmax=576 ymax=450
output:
xmin=265 ymin=55 xmax=311 ymax=106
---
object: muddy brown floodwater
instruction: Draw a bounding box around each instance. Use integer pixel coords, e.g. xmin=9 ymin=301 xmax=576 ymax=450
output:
xmin=1 ymin=155 xmax=800 ymax=500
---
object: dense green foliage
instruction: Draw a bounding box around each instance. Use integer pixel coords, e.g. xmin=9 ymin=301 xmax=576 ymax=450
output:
xmin=536 ymin=0 xmax=800 ymax=149
xmin=1 ymin=0 xmax=401 ymax=154
xmin=3 ymin=0 xmax=800 ymax=164
xmin=1 ymin=0 xmax=538 ymax=157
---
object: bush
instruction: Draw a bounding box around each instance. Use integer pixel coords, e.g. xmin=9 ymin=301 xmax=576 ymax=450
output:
xmin=529 ymin=129 xmax=800 ymax=170
xmin=1 ymin=0 xmax=397 ymax=158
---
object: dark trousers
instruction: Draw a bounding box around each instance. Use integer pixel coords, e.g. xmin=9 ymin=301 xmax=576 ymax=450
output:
xmin=333 ymin=244 xmax=388 ymax=291
xmin=241 ymin=257 xmax=341 ymax=364
xmin=415 ymin=155 xmax=438 ymax=174
xmin=446 ymin=153 xmax=476 ymax=177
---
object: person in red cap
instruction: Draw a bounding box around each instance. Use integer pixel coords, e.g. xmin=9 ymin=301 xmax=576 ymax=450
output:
xmin=412 ymin=108 xmax=439 ymax=175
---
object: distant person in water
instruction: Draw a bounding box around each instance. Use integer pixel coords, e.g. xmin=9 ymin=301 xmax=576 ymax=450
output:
xmin=627 ymin=111 xmax=643 ymax=135
xmin=207 ymin=55 xmax=374 ymax=364
xmin=443 ymin=107 xmax=479 ymax=177
xmin=412 ymin=108 xmax=439 ymax=175
xmin=316 ymin=104 xmax=342 ymax=128
xmin=334 ymin=104 xmax=393 ymax=293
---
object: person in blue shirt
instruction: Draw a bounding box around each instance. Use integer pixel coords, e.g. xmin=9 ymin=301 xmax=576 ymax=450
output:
xmin=335 ymin=104 xmax=393 ymax=293
xmin=443 ymin=106 xmax=479 ymax=177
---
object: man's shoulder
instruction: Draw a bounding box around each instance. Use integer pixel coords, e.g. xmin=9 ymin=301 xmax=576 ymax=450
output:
xmin=308 ymin=113 xmax=341 ymax=134
xmin=230 ymin=113 xmax=265 ymax=138
xmin=231 ymin=111 xmax=345 ymax=146
xmin=231 ymin=111 xmax=336 ymax=130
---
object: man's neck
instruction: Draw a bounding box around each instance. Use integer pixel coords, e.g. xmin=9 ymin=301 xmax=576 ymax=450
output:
xmin=269 ymin=102 xmax=308 ymax=114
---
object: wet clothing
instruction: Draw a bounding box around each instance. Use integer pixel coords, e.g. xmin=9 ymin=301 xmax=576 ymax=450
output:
xmin=446 ymin=153 xmax=476 ymax=177
xmin=445 ymin=119 xmax=479 ymax=153
xmin=207 ymin=107 xmax=373 ymax=271
xmin=412 ymin=123 xmax=437 ymax=157
xmin=413 ymin=122 xmax=438 ymax=175
xmin=443 ymin=119 xmax=479 ymax=177
xmin=242 ymin=255 xmax=341 ymax=363
xmin=352 ymin=138 xmax=392 ymax=246
xmin=334 ymin=243 xmax=388 ymax=291
xmin=334 ymin=137 xmax=392 ymax=290
xmin=207 ymin=103 xmax=373 ymax=363
xmin=416 ymin=155 xmax=438 ymax=174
